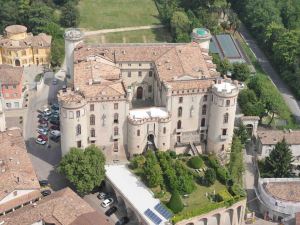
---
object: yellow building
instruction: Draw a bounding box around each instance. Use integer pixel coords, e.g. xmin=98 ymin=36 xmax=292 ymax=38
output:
xmin=0 ymin=25 xmax=52 ymax=67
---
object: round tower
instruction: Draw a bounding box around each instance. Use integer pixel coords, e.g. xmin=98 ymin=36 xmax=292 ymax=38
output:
xmin=58 ymin=89 xmax=88 ymax=155
xmin=64 ymin=28 xmax=84 ymax=83
xmin=191 ymin=28 xmax=212 ymax=50
xmin=207 ymin=80 xmax=239 ymax=162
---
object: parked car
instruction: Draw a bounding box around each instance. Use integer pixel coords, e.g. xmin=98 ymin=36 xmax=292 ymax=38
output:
xmin=50 ymin=125 xmax=60 ymax=131
xmin=50 ymin=130 xmax=60 ymax=137
xmin=41 ymin=189 xmax=51 ymax=197
xmin=51 ymin=113 xmax=59 ymax=119
xmin=43 ymin=108 xmax=52 ymax=116
xmin=38 ymin=134 xmax=48 ymax=141
xmin=50 ymin=118 xmax=59 ymax=125
xmin=51 ymin=104 xmax=59 ymax=111
xmin=39 ymin=180 xmax=49 ymax=186
xmin=97 ymin=192 xmax=108 ymax=200
xmin=105 ymin=206 xmax=117 ymax=217
xmin=37 ymin=129 xmax=48 ymax=136
xmin=101 ymin=198 xmax=114 ymax=208
xmin=52 ymin=78 xmax=58 ymax=85
xmin=37 ymin=127 xmax=49 ymax=133
xmin=39 ymin=122 xmax=48 ymax=128
xmin=38 ymin=118 xmax=48 ymax=124
xmin=50 ymin=135 xmax=60 ymax=143
xmin=115 ymin=217 xmax=130 ymax=225
xmin=35 ymin=138 xmax=46 ymax=145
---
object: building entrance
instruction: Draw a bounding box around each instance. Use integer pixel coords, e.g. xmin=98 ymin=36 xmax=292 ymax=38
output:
xmin=137 ymin=86 xmax=143 ymax=99
xmin=15 ymin=59 xmax=20 ymax=66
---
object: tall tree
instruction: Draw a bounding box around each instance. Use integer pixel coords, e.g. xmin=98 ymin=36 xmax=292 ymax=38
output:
xmin=60 ymin=1 xmax=80 ymax=27
xmin=264 ymin=139 xmax=294 ymax=178
xmin=170 ymin=11 xmax=191 ymax=42
xmin=58 ymin=145 xmax=106 ymax=195
xmin=143 ymin=151 xmax=163 ymax=188
xmin=228 ymin=136 xmax=244 ymax=185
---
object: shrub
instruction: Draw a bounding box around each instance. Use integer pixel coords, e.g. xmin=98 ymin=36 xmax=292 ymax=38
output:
xmin=167 ymin=150 xmax=177 ymax=159
xmin=204 ymin=168 xmax=216 ymax=186
xmin=230 ymin=183 xmax=247 ymax=197
xmin=207 ymin=155 xmax=220 ymax=169
xmin=167 ymin=191 xmax=184 ymax=214
xmin=216 ymin=167 xmax=230 ymax=184
xmin=188 ymin=156 xmax=204 ymax=169
xmin=130 ymin=155 xmax=146 ymax=169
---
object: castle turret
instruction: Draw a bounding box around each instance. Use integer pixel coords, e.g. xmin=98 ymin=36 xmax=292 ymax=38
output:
xmin=191 ymin=28 xmax=212 ymax=50
xmin=58 ymin=88 xmax=88 ymax=155
xmin=207 ymin=79 xmax=239 ymax=163
xmin=64 ymin=28 xmax=84 ymax=84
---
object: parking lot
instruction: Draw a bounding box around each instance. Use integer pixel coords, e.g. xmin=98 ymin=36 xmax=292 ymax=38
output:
xmin=84 ymin=189 xmax=139 ymax=225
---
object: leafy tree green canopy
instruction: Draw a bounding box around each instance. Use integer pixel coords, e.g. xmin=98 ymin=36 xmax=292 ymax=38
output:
xmin=58 ymin=145 xmax=106 ymax=195
xmin=167 ymin=191 xmax=184 ymax=213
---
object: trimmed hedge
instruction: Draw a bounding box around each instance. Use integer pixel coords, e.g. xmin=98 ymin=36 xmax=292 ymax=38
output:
xmin=167 ymin=191 xmax=184 ymax=214
xmin=188 ymin=156 xmax=204 ymax=169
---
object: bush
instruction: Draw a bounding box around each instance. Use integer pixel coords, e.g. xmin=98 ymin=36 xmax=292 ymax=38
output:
xmin=130 ymin=155 xmax=146 ymax=169
xmin=188 ymin=156 xmax=204 ymax=169
xmin=207 ymin=155 xmax=220 ymax=169
xmin=167 ymin=191 xmax=184 ymax=214
xmin=230 ymin=183 xmax=247 ymax=197
xmin=216 ymin=167 xmax=230 ymax=184
xmin=167 ymin=150 xmax=177 ymax=159
xmin=204 ymin=168 xmax=216 ymax=186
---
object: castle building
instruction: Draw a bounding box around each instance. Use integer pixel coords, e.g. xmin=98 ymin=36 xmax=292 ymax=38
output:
xmin=0 ymin=25 xmax=52 ymax=67
xmin=59 ymin=28 xmax=239 ymax=162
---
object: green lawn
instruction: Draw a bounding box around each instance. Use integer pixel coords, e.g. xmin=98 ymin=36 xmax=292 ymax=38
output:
xmin=78 ymin=0 xmax=162 ymax=30
xmin=84 ymin=28 xmax=172 ymax=44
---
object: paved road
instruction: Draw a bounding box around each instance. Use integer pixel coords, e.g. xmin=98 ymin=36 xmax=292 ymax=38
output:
xmin=24 ymin=71 xmax=68 ymax=191
xmin=239 ymin=25 xmax=300 ymax=123
xmin=84 ymin=24 xmax=165 ymax=36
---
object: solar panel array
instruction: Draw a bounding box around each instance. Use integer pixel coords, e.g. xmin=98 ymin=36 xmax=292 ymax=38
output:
xmin=154 ymin=203 xmax=173 ymax=220
xmin=144 ymin=208 xmax=162 ymax=225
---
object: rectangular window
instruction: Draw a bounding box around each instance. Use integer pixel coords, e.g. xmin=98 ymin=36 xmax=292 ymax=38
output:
xmin=137 ymin=130 xmax=140 ymax=136
xmin=69 ymin=111 xmax=74 ymax=119
xmin=139 ymin=63 xmax=142 ymax=66
xmin=6 ymin=103 xmax=11 ymax=108
xmin=90 ymin=104 xmax=94 ymax=111
xmin=148 ymin=85 xmax=152 ymax=93
xmin=114 ymin=140 xmax=118 ymax=152
xmin=128 ymin=71 xmax=131 ymax=77
xmin=14 ymin=102 xmax=19 ymax=108
xmin=114 ymin=103 xmax=118 ymax=110
xmin=138 ymin=71 xmax=142 ymax=77
xmin=222 ymin=129 xmax=227 ymax=135
xmin=177 ymin=136 xmax=181 ymax=143
xmin=179 ymin=97 xmax=183 ymax=103
xmin=149 ymin=71 xmax=153 ymax=77
xmin=203 ymin=95 xmax=208 ymax=101
xmin=77 ymin=141 xmax=82 ymax=148
xmin=76 ymin=110 xmax=80 ymax=118
xmin=128 ymin=63 xmax=131 ymax=66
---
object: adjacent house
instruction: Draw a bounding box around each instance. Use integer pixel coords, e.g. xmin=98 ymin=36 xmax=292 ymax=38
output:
xmin=257 ymin=130 xmax=300 ymax=166
xmin=0 ymin=187 xmax=112 ymax=225
xmin=0 ymin=128 xmax=41 ymax=216
xmin=0 ymin=65 xmax=24 ymax=109
xmin=0 ymin=25 xmax=52 ymax=67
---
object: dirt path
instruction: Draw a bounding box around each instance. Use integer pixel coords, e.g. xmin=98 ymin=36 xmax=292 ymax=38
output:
xmin=83 ymin=24 xmax=165 ymax=37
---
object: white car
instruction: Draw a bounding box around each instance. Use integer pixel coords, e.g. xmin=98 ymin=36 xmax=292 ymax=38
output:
xmin=37 ymin=129 xmax=48 ymax=136
xmin=101 ymin=198 xmax=114 ymax=208
xmin=36 ymin=138 xmax=46 ymax=145
xmin=50 ymin=130 xmax=61 ymax=137
xmin=43 ymin=108 xmax=52 ymax=116
xmin=52 ymin=78 xmax=58 ymax=85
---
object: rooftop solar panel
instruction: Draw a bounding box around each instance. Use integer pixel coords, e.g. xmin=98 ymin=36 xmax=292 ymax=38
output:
xmin=145 ymin=208 xmax=163 ymax=225
xmin=154 ymin=203 xmax=173 ymax=219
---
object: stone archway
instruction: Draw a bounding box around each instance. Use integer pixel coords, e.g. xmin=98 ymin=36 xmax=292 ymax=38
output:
xmin=15 ymin=59 xmax=20 ymax=67
xmin=240 ymin=116 xmax=259 ymax=137
xmin=137 ymin=86 xmax=143 ymax=99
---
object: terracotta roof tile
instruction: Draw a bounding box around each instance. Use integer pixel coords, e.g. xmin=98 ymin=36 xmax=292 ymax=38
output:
xmin=0 ymin=65 xmax=23 ymax=85
xmin=1 ymin=188 xmax=112 ymax=225
xmin=257 ymin=130 xmax=300 ymax=145
xmin=264 ymin=182 xmax=300 ymax=202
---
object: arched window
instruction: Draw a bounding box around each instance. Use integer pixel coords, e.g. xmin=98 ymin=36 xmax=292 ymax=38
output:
xmin=76 ymin=110 xmax=80 ymax=118
xmin=114 ymin=113 xmax=119 ymax=124
xmin=76 ymin=124 xmax=81 ymax=135
xmin=202 ymin=104 xmax=207 ymax=115
xmin=163 ymin=127 xmax=166 ymax=134
xmin=137 ymin=129 xmax=140 ymax=136
xmin=90 ymin=114 xmax=95 ymax=125
xmin=177 ymin=120 xmax=182 ymax=129
xmin=201 ymin=118 xmax=206 ymax=127
xmin=178 ymin=107 xmax=182 ymax=117
xmin=91 ymin=128 xmax=95 ymax=137
xmin=223 ymin=113 xmax=229 ymax=124
xmin=114 ymin=127 xmax=119 ymax=136
xmin=226 ymin=100 xmax=230 ymax=106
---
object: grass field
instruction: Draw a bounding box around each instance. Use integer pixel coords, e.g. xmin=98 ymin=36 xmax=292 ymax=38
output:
xmin=78 ymin=0 xmax=162 ymax=30
xmin=84 ymin=28 xmax=172 ymax=44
